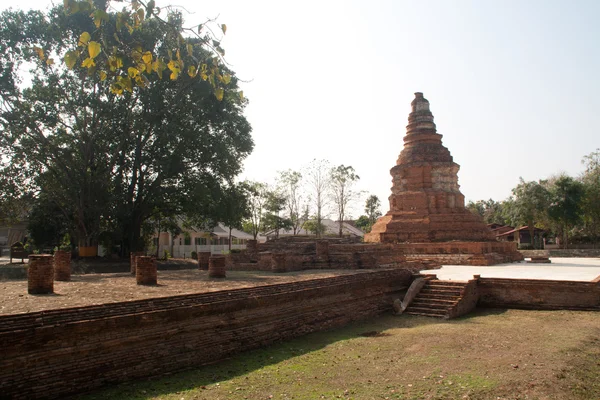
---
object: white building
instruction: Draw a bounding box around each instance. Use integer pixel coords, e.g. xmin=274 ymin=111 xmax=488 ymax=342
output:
xmin=154 ymin=223 xmax=255 ymax=258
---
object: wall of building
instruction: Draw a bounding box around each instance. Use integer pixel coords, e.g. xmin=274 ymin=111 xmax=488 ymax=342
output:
xmin=478 ymin=278 xmax=600 ymax=310
xmin=0 ymin=269 xmax=411 ymax=400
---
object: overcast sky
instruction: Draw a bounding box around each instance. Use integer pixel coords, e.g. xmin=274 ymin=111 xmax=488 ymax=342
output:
xmin=4 ymin=0 xmax=600 ymax=218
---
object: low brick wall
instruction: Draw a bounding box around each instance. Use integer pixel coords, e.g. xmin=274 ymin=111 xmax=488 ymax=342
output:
xmin=478 ymin=278 xmax=600 ymax=310
xmin=0 ymin=269 xmax=411 ymax=399
xmin=521 ymin=249 xmax=600 ymax=258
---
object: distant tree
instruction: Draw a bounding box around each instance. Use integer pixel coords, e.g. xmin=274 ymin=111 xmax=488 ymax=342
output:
xmin=364 ymin=195 xmax=382 ymax=226
xmin=305 ymin=159 xmax=330 ymax=238
xmin=243 ymin=181 xmax=270 ymax=240
xmin=277 ymin=170 xmax=304 ymax=235
xmin=27 ymin=195 xmax=72 ymax=250
xmin=548 ymin=175 xmax=584 ymax=249
xmin=218 ymin=183 xmax=251 ymax=250
xmin=302 ymin=218 xmax=326 ymax=237
xmin=261 ymin=190 xmax=292 ymax=238
xmin=505 ymin=178 xmax=550 ymax=249
xmin=581 ymin=150 xmax=600 ymax=247
xmin=355 ymin=215 xmax=371 ymax=232
xmin=330 ymin=165 xmax=360 ymax=237
xmin=466 ymin=199 xmax=506 ymax=225
xmin=466 ymin=200 xmax=485 ymax=218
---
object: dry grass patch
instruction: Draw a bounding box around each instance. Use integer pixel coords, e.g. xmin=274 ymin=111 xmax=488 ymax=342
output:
xmin=77 ymin=309 xmax=600 ymax=400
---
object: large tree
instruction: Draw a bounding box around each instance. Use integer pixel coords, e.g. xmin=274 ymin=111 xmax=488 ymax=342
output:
xmin=581 ymin=150 xmax=600 ymax=247
xmin=505 ymin=178 xmax=550 ymax=249
xmin=547 ymin=175 xmax=584 ymax=249
xmin=0 ymin=6 xmax=252 ymax=254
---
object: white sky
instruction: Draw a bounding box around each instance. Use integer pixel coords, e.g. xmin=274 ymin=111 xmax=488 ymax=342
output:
xmin=4 ymin=0 xmax=600 ymax=219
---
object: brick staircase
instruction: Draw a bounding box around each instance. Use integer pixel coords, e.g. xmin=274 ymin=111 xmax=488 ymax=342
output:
xmin=404 ymin=279 xmax=469 ymax=318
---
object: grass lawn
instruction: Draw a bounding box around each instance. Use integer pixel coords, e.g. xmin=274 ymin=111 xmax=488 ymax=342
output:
xmin=77 ymin=309 xmax=600 ymax=400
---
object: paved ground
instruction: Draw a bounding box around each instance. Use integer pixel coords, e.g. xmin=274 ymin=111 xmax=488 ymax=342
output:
xmin=421 ymin=257 xmax=600 ymax=282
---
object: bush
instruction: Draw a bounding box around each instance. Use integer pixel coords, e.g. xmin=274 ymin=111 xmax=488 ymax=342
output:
xmin=518 ymin=244 xmax=534 ymax=250
xmin=191 ymin=251 xmax=198 ymax=260
xmin=230 ymin=249 xmax=242 ymax=254
xmin=163 ymin=250 xmax=170 ymax=260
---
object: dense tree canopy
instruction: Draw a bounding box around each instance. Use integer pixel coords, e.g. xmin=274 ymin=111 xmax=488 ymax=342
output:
xmin=0 ymin=5 xmax=252 ymax=253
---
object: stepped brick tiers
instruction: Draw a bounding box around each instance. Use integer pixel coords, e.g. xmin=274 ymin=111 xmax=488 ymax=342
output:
xmin=365 ymin=92 xmax=522 ymax=266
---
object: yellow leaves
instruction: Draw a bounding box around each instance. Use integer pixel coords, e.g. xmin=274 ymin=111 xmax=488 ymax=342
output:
xmin=78 ymin=32 xmax=91 ymax=47
xmin=33 ymin=46 xmax=45 ymax=61
xmin=46 ymin=58 xmax=55 ymax=66
xmin=99 ymin=71 xmax=107 ymax=81
xmin=221 ymin=24 xmax=227 ymax=34
xmin=108 ymin=56 xmax=123 ymax=72
xmin=64 ymin=50 xmax=79 ymax=69
xmin=152 ymin=59 xmax=167 ymax=79
xmin=142 ymin=51 xmax=153 ymax=65
xmin=239 ymin=91 xmax=244 ymax=101
xmin=222 ymin=73 xmax=231 ymax=85
xmin=186 ymin=43 xmax=193 ymax=57
xmin=81 ymin=57 xmax=96 ymax=68
xmin=167 ymin=60 xmax=180 ymax=80
xmin=88 ymin=41 xmax=101 ymax=59
xmin=187 ymin=65 xmax=197 ymax=78
xmin=127 ymin=67 xmax=139 ymax=78
xmin=214 ymin=88 xmax=224 ymax=101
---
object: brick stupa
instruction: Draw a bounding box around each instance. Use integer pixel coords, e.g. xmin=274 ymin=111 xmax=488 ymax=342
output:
xmin=364 ymin=93 xmax=519 ymax=262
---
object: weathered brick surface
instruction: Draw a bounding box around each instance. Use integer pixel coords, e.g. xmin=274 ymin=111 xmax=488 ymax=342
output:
xmin=53 ymin=250 xmax=71 ymax=281
xmin=135 ymin=256 xmax=157 ymax=285
xmin=27 ymin=254 xmax=54 ymax=294
xmin=478 ymin=278 xmax=600 ymax=310
xmin=197 ymin=251 xmax=211 ymax=270
xmin=0 ymin=270 xmax=411 ymax=400
xmin=208 ymin=255 xmax=226 ymax=278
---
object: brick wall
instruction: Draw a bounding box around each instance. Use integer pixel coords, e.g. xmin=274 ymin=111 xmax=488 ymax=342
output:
xmin=478 ymin=278 xmax=600 ymax=310
xmin=0 ymin=269 xmax=411 ymax=400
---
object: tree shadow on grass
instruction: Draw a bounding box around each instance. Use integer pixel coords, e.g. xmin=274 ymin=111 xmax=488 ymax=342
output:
xmin=76 ymin=313 xmax=425 ymax=400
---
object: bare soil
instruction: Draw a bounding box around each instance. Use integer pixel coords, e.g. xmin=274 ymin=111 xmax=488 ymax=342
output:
xmin=0 ymin=268 xmax=369 ymax=315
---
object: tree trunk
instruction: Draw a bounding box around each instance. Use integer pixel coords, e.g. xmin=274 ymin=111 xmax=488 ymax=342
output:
xmin=228 ymin=227 xmax=232 ymax=251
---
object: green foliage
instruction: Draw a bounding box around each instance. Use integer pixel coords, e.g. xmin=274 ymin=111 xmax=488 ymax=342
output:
xmin=191 ymin=251 xmax=197 ymax=260
xmin=0 ymin=6 xmax=253 ymax=255
xmin=303 ymin=218 xmax=326 ymax=237
xmin=364 ymin=195 xmax=382 ymax=225
xmin=547 ymin=175 xmax=584 ymax=249
xmin=355 ymin=215 xmax=371 ymax=233
xmin=163 ymin=249 xmax=170 ymax=260
xmin=466 ymin=199 xmax=506 ymax=225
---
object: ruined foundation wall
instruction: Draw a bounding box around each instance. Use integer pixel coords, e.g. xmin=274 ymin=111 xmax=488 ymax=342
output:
xmin=478 ymin=278 xmax=600 ymax=310
xmin=0 ymin=270 xmax=411 ymax=400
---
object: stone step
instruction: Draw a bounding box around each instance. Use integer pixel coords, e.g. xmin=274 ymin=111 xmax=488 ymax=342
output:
xmin=421 ymin=288 xmax=462 ymax=296
xmin=409 ymin=302 xmax=451 ymax=311
xmin=411 ymin=298 xmax=458 ymax=306
xmin=417 ymin=293 xmax=461 ymax=301
xmin=404 ymin=308 xmax=448 ymax=318
xmin=426 ymin=280 xmax=467 ymax=287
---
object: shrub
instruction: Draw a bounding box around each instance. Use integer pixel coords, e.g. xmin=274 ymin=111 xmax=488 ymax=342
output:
xmin=163 ymin=250 xmax=170 ymax=260
xmin=191 ymin=251 xmax=198 ymax=260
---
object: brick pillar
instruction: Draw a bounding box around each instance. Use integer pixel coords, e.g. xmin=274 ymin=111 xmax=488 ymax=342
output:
xmin=271 ymin=253 xmax=287 ymax=273
xmin=246 ymin=239 xmax=258 ymax=262
xmin=316 ymin=240 xmax=329 ymax=260
xmin=130 ymin=251 xmax=145 ymax=275
xmin=135 ymin=256 xmax=157 ymax=285
xmin=208 ymin=255 xmax=226 ymax=278
xmin=198 ymin=251 xmax=211 ymax=270
xmin=28 ymin=254 xmax=54 ymax=294
xmin=53 ymin=250 xmax=71 ymax=281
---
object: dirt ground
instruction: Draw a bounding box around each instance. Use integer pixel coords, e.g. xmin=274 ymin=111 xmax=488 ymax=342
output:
xmin=0 ymin=268 xmax=370 ymax=315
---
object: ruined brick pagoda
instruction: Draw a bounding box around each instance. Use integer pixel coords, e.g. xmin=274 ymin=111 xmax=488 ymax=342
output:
xmin=365 ymin=92 xmax=522 ymax=265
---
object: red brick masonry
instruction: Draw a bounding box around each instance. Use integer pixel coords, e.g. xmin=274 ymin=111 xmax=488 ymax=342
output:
xmin=0 ymin=269 xmax=411 ymax=400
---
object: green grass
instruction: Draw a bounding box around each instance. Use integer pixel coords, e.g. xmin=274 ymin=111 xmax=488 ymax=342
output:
xmin=77 ymin=309 xmax=600 ymax=400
